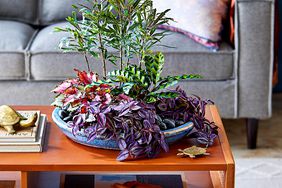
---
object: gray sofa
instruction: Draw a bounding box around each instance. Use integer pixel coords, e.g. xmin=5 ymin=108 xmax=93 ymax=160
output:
xmin=0 ymin=0 xmax=275 ymax=148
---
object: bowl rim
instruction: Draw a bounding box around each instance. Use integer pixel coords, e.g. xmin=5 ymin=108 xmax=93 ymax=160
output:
xmin=52 ymin=107 xmax=194 ymax=136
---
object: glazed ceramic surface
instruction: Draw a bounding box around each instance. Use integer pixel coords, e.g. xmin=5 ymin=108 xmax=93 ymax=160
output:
xmin=52 ymin=107 xmax=194 ymax=150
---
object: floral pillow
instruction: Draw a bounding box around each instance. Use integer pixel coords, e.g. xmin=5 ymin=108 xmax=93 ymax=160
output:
xmin=153 ymin=0 xmax=230 ymax=51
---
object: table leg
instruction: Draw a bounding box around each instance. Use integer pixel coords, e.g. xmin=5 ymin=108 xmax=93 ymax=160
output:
xmin=224 ymin=164 xmax=235 ymax=188
xmin=20 ymin=172 xmax=28 ymax=188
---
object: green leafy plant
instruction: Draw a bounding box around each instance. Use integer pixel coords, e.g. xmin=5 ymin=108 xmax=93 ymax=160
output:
xmin=51 ymin=0 xmax=219 ymax=161
xmin=109 ymin=52 xmax=202 ymax=102
xmin=54 ymin=0 xmax=172 ymax=78
xmin=54 ymin=0 xmax=117 ymax=77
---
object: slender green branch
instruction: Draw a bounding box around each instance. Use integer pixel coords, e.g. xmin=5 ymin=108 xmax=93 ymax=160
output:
xmin=84 ymin=53 xmax=91 ymax=72
xmin=118 ymin=4 xmax=123 ymax=70
xmin=126 ymin=57 xmax=130 ymax=67
xmin=98 ymin=33 xmax=107 ymax=78
xmin=120 ymin=46 xmax=123 ymax=70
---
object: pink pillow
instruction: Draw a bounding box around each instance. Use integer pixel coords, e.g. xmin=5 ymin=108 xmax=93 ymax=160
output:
xmin=154 ymin=0 xmax=230 ymax=50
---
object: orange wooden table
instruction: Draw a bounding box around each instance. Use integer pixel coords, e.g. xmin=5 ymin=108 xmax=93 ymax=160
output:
xmin=0 ymin=105 xmax=234 ymax=188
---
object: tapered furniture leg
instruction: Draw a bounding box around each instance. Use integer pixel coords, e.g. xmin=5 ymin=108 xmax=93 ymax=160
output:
xmin=21 ymin=172 xmax=28 ymax=188
xmin=246 ymin=118 xmax=259 ymax=149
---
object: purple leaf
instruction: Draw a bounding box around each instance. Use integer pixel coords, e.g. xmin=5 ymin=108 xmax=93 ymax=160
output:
xmin=90 ymin=105 xmax=100 ymax=114
xmin=118 ymin=108 xmax=130 ymax=117
xmin=73 ymin=115 xmax=83 ymax=125
xmin=97 ymin=113 xmax=106 ymax=127
xmin=148 ymin=112 xmax=155 ymax=123
xmin=102 ymin=106 xmax=112 ymax=114
xmin=137 ymin=110 xmax=146 ymax=119
xmin=157 ymin=102 xmax=167 ymax=111
xmin=137 ymin=136 xmax=147 ymax=145
xmin=130 ymin=105 xmax=141 ymax=111
xmin=152 ymin=125 xmax=160 ymax=132
xmin=143 ymin=119 xmax=151 ymax=129
xmin=112 ymin=102 xmax=126 ymax=111
xmin=147 ymin=133 xmax=153 ymax=143
xmin=160 ymin=139 xmax=169 ymax=152
xmin=118 ymin=139 xmax=127 ymax=150
xmin=117 ymin=149 xmax=129 ymax=161
xmin=130 ymin=146 xmax=145 ymax=157
xmin=72 ymin=126 xmax=79 ymax=137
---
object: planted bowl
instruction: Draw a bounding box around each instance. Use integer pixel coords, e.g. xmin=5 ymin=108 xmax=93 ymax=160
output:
xmin=52 ymin=107 xmax=193 ymax=150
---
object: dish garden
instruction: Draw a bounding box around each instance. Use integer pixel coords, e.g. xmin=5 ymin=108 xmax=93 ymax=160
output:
xmin=51 ymin=0 xmax=218 ymax=161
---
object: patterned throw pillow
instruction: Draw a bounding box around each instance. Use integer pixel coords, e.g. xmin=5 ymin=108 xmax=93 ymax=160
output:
xmin=154 ymin=0 xmax=230 ymax=51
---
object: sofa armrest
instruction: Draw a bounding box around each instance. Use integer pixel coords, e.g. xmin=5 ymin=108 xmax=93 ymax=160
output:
xmin=235 ymin=0 xmax=275 ymax=119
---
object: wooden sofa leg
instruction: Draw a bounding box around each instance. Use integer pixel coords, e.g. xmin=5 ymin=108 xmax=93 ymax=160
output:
xmin=246 ymin=118 xmax=259 ymax=149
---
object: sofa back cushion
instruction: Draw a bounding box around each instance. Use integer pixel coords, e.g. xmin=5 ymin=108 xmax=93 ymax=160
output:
xmin=39 ymin=0 xmax=87 ymax=25
xmin=154 ymin=0 xmax=230 ymax=50
xmin=0 ymin=0 xmax=38 ymax=24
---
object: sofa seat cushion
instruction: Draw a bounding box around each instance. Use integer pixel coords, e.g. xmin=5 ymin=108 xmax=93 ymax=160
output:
xmin=0 ymin=21 xmax=35 ymax=79
xmin=30 ymin=22 xmax=234 ymax=81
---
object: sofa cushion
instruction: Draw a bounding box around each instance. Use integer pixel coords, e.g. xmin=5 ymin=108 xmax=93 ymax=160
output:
xmin=0 ymin=0 xmax=38 ymax=24
xmin=0 ymin=80 xmax=236 ymax=118
xmin=30 ymin=22 xmax=234 ymax=81
xmin=0 ymin=21 xmax=36 ymax=79
xmin=153 ymin=0 xmax=230 ymax=50
xmin=39 ymin=0 xmax=87 ymax=25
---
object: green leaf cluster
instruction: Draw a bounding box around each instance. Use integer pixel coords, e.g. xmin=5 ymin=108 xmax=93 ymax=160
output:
xmin=54 ymin=0 xmax=172 ymax=77
xmin=109 ymin=52 xmax=202 ymax=102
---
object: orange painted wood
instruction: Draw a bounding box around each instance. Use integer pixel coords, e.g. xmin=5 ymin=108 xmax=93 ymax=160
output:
xmin=209 ymin=106 xmax=235 ymax=188
xmin=0 ymin=105 xmax=234 ymax=187
xmin=20 ymin=172 xmax=27 ymax=188
xmin=210 ymin=171 xmax=224 ymax=188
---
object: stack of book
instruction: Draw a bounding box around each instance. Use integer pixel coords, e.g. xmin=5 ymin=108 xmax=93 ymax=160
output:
xmin=0 ymin=111 xmax=47 ymax=152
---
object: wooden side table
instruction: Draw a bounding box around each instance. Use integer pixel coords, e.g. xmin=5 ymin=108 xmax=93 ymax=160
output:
xmin=0 ymin=105 xmax=235 ymax=188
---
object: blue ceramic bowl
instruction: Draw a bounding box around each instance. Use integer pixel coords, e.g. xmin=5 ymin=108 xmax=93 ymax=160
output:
xmin=52 ymin=107 xmax=193 ymax=150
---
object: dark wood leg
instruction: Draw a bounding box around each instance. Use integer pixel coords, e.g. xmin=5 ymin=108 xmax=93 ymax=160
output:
xmin=246 ymin=118 xmax=259 ymax=149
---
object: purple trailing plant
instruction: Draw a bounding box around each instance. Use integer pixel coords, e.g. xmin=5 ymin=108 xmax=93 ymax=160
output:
xmin=155 ymin=86 xmax=218 ymax=146
xmin=67 ymin=95 xmax=168 ymax=161
xmin=111 ymin=100 xmax=169 ymax=161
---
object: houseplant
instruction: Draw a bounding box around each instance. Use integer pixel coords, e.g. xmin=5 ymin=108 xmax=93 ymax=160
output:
xmin=51 ymin=0 xmax=218 ymax=161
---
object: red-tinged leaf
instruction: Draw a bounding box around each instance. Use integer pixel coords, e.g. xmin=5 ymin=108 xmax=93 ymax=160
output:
xmin=118 ymin=93 xmax=132 ymax=101
xmin=64 ymin=87 xmax=77 ymax=95
xmin=74 ymin=69 xmax=92 ymax=85
xmin=81 ymin=106 xmax=87 ymax=114
xmin=99 ymin=83 xmax=111 ymax=88
xmin=71 ymin=99 xmax=81 ymax=107
xmin=52 ymin=81 xmax=72 ymax=93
